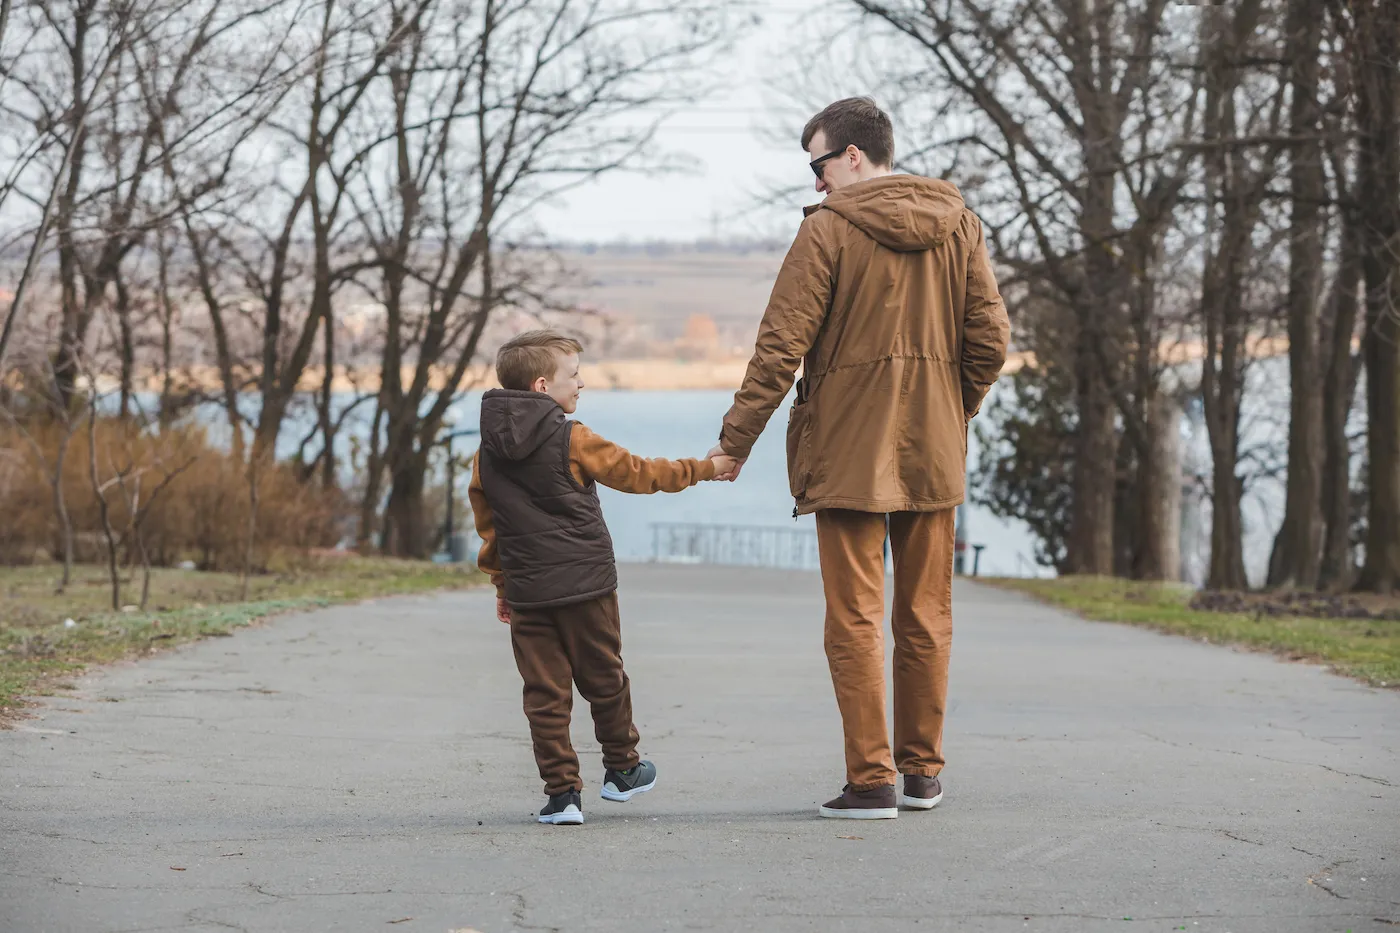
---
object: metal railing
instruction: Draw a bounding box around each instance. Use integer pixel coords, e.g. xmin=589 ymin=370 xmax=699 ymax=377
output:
xmin=650 ymin=522 xmax=821 ymax=571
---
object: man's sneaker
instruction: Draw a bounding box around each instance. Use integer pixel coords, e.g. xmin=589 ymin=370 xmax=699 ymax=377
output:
xmin=818 ymin=784 xmax=898 ymax=820
xmin=538 ymin=790 xmax=584 ymax=825
xmin=601 ymin=760 xmax=657 ymax=802
xmin=902 ymin=774 xmax=943 ymax=810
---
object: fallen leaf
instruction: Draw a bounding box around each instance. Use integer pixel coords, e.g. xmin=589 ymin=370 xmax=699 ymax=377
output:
xmin=170 ymin=867 xmax=185 ymax=871
xmin=837 ymin=835 xmax=863 ymax=841
xmin=219 ymin=852 xmax=243 ymax=858
xmin=387 ymin=919 xmax=412 ymax=925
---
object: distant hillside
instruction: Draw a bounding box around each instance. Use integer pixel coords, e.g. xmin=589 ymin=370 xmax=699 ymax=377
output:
xmin=552 ymin=244 xmax=786 ymax=348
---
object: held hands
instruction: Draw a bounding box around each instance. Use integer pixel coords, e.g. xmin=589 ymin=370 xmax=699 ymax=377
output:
xmin=496 ymin=596 xmax=511 ymax=624
xmin=707 ymin=445 xmax=746 ymax=482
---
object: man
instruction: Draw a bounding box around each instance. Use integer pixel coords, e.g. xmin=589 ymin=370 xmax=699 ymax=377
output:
xmin=710 ymin=97 xmax=1009 ymax=819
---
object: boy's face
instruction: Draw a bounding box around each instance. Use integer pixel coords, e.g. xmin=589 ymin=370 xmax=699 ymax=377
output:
xmin=533 ymin=351 xmax=583 ymax=414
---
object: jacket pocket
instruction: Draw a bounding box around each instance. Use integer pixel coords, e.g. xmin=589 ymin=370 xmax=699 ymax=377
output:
xmin=786 ymin=400 xmax=813 ymax=500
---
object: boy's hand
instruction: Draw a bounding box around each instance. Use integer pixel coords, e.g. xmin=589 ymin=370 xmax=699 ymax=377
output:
xmin=707 ymin=444 xmax=745 ymax=481
xmin=708 ymin=452 xmax=741 ymax=480
xmin=496 ymin=597 xmax=511 ymax=624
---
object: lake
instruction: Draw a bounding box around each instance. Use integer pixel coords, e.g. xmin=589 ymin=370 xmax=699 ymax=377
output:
xmin=211 ymin=365 xmax=1303 ymax=584
xmin=433 ymin=387 xmax=1043 ymax=576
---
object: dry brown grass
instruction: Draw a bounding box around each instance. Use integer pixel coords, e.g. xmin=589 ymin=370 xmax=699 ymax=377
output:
xmin=0 ymin=416 xmax=345 ymax=571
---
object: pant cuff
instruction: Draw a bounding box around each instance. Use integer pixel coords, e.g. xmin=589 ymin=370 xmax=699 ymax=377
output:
xmin=544 ymin=782 xmax=582 ymax=796
xmin=849 ymin=779 xmax=896 ymax=792
xmin=898 ymin=767 xmax=942 ymax=777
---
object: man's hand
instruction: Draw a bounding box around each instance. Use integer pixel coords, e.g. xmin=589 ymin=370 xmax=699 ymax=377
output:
xmin=707 ymin=444 xmax=747 ymax=482
xmin=496 ymin=597 xmax=511 ymax=624
xmin=708 ymin=453 xmax=739 ymax=479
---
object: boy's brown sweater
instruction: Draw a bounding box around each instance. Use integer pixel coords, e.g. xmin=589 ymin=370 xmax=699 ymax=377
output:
xmin=469 ymin=423 xmax=716 ymax=596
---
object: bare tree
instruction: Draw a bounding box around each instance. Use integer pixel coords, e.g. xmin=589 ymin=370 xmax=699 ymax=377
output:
xmin=1339 ymin=0 xmax=1400 ymax=594
xmin=849 ymin=0 xmax=1209 ymax=577
xmin=1267 ymin=0 xmax=1328 ymax=589
xmin=0 ymin=0 xmax=133 ymax=375
xmin=1317 ymin=140 xmax=1364 ymax=589
xmin=343 ymin=0 xmax=730 ymax=557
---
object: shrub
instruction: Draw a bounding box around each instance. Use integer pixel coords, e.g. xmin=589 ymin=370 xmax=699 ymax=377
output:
xmin=0 ymin=416 xmax=345 ymax=571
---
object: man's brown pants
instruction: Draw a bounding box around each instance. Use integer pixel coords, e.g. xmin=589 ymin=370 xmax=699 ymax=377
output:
xmin=815 ymin=508 xmax=955 ymax=791
xmin=509 ymin=591 xmax=641 ymax=796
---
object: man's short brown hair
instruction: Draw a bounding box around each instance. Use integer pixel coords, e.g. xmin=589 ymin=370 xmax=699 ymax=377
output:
xmin=496 ymin=329 xmax=584 ymax=390
xmin=801 ymin=97 xmax=894 ymax=168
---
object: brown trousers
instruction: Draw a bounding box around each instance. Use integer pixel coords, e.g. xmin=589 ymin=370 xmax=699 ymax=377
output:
xmin=509 ymin=591 xmax=641 ymax=796
xmin=815 ymin=508 xmax=955 ymax=791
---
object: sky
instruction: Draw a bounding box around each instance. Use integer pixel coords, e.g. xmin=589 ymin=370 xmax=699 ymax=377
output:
xmin=532 ymin=4 xmax=816 ymax=245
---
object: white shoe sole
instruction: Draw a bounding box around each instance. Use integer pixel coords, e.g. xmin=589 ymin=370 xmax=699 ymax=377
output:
xmin=818 ymin=805 xmax=898 ymax=820
xmin=600 ymin=777 xmax=656 ymax=802
xmin=538 ymin=805 xmax=584 ymax=825
xmin=901 ymin=793 xmax=943 ymax=810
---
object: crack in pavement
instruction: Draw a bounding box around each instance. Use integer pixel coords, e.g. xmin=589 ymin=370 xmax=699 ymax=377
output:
xmin=185 ymin=908 xmax=251 ymax=933
xmin=1306 ymin=859 xmax=1358 ymax=900
xmin=509 ymin=891 xmax=562 ymax=933
xmin=1220 ymin=830 xmax=1266 ymax=846
xmin=248 ymin=882 xmax=400 ymax=899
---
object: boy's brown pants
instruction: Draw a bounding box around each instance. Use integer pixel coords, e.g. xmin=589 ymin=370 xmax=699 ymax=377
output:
xmin=815 ymin=508 xmax=956 ymax=791
xmin=509 ymin=591 xmax=641 ymax=796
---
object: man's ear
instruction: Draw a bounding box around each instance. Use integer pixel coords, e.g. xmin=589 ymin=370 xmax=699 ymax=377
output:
xmin=530 ymin=375 xmax=549 ymax=393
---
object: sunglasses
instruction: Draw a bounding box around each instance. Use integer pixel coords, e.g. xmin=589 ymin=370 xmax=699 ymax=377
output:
xmin=809 ymin=148 xmax=846 ymax=179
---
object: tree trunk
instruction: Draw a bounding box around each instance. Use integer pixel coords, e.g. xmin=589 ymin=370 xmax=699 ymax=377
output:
xmin=1201 ymin=207 xmax=1252 ymax=593
xmin=1319 ymin=203 xmax=1363 ymax=589
xmin=88 ymin=410 xmax=121 ymax=610
xmin=157 ymin=227 xmax=176 ymax=429
xmin=358 ymin=400 xmax=386 ymax=551
xmin=52 ymin=427 xmax=75 ymax=592
xmin=381 ymin=449 xmax=429 ymax=559
xmin=1209 ymin=446 xmax=1249 ymax=591
xmin=116 ymin=277 xmax=134 ymax=422
xmin=1353 ymin=0 xmax=1400 ymax=594
xmin=319 ymin=298 xmax=336 ymax=489
xmin=1135 ymin=394 xmax=1182 ymax=581
xmin=240 ymin=455 xmax=261 ymax=600
xmin=1269 ymin=0 xmax=1326 ymax=589
xmin=1067 ymin=356 xmax=1117 ymax=575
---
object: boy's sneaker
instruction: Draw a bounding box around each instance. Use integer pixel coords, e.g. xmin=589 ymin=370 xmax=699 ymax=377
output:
xmin=538 ymin=790 xmax=584 ymax=825
xmin=818 ymin=784 xmax=899 ymax=820
xmin=901 ymin=774 xmax=943 ymax=810
xmin=601 ymin=760 xmax=657 ymax=802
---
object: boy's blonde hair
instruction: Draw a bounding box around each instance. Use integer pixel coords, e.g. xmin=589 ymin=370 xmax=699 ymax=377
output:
xmin=496 ymin=330 xmax=584 ymax=391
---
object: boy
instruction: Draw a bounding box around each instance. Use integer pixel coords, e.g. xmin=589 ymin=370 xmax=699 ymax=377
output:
xmin=469 ymin=330 xmax=736 ymax=825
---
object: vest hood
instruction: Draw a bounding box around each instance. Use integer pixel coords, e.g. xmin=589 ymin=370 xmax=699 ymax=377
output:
xmin=480 ymin=389 xmax=567 ymax=463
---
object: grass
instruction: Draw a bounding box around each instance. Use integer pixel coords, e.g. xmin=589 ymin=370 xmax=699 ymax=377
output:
xmin=0 ymin=557 xmax=484 ymax=718
xmin=991 ymin=576 xmax=1400 ymax=688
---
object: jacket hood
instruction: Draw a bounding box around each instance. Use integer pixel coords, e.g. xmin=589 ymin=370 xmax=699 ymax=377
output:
xmin=811 ymin=175 xmax=965 ymax=252
xmin=479 ymin=389 xmax=567 ymax=462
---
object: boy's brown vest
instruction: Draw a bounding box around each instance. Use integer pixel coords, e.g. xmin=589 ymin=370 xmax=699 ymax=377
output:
xmin=477 ymin=389 xmax=618 ymax=608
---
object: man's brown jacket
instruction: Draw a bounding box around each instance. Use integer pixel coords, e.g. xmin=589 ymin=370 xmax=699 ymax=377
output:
xmin=720 ymin=175 xmax=1010 ymax=514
